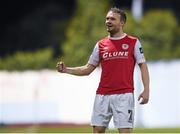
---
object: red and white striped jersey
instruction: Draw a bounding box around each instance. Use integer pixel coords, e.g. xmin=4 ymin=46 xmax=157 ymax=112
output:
xmin=88 ymin=33 xmax=146 ymax=95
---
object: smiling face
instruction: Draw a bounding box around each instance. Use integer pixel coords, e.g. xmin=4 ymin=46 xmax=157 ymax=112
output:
xmin=105 ymin=11 xmax=125 ymax=36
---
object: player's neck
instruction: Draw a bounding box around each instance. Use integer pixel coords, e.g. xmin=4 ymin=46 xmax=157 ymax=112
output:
xmin=109 ymin=31 xmax=124 ymax=38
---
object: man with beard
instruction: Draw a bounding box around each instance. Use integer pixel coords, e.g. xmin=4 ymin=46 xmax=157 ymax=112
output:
xmin=56 ymin=7 xmax=150 ymax=133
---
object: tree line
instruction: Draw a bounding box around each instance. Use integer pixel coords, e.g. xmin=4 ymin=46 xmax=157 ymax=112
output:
xmin=0 ymin=0 xmax=179 ymax=70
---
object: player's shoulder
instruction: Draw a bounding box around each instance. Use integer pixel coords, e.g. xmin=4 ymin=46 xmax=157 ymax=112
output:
xmin=125 ymin=34 xmax=139 ymax=45
xmin=126 ymin=34 xmax=138 ymax=40
xmin=98 ymin=36 xmax=109 ymax=44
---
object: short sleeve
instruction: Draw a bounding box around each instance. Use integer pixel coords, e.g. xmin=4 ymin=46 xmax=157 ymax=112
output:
xmin=134 ymin=39 xmax=146 ymax=64
xmin=88 ymin=43 xmax=100 ymax=66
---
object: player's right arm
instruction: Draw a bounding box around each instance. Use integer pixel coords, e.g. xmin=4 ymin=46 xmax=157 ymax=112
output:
xmin=56 ymin=61 xmax=96 ymax=76
xmin=57 ymin=42 xmax=99 ymax=76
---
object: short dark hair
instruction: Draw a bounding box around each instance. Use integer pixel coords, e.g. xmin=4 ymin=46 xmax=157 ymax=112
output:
xmin=109 ymin=7 xmax=127 ymax=23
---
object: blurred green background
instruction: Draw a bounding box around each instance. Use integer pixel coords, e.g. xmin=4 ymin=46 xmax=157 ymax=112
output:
xmin=0 ymin=0 xmax=179 ymax=70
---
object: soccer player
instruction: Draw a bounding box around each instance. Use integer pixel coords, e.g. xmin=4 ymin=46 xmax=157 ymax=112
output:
xmin=56 ymin=7 xmax=150 ymax=133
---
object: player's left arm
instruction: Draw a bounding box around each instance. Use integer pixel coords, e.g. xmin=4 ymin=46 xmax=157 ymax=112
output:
xmin=138 ymin=62 xmax=150 ymax=104
xmin=134 ymin=39 xmax=150 ymax=104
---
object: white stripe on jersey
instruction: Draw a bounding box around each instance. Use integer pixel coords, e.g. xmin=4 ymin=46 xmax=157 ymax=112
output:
xmin=88 ymin=43 xmax=99 ymax=66
xmin=134 ymin=39 xmax=146 ymax=64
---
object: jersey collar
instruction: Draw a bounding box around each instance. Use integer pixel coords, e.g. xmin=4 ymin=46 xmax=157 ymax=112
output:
xmin=108 ymin=33 xmax=127 ymax=40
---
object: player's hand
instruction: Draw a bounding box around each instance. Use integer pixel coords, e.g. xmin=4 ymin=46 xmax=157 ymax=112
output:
xmin=138 ymin=90 xmax=149 ymax=104
xmin=56 ymin=61 xmax=66 ymax=73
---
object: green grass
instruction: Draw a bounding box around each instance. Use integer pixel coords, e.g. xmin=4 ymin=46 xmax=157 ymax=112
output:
xmin=0 ymin=126 xmax=180 ymax=133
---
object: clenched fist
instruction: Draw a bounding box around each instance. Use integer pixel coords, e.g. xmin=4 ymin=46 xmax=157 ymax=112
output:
xmin=56 ymin=61 xmax=66 ymax=73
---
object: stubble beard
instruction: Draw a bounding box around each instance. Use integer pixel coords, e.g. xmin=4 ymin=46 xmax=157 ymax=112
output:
xmin=107 ymin=28 xmax=119 ymax=37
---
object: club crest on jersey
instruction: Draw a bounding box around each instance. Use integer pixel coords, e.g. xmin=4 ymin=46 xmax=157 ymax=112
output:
xmin=122 ymin=44 xmax=129 ymax=50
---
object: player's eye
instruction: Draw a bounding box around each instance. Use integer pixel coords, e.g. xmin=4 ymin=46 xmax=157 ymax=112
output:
xmin=111 ymin=17 xmax=116 ymax=20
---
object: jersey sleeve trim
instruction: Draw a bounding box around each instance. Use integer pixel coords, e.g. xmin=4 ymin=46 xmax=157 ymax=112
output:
xmin=134 ymin=39 xmax=146 ymax=64
xmin=88 ymin=43 xmax=100 ymax=66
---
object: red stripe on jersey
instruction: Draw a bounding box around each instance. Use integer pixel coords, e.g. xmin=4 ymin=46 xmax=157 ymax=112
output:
xmin=96 ymin=35 xmax=137 ymax=95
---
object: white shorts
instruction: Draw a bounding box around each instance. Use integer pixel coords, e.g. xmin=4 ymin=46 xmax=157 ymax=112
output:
xmin=91 ymin=93 xmax=134 ymax=128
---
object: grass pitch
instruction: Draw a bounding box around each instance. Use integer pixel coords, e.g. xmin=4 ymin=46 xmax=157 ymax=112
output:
xmin=0 ymin=125 xmax=180 ymax=133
